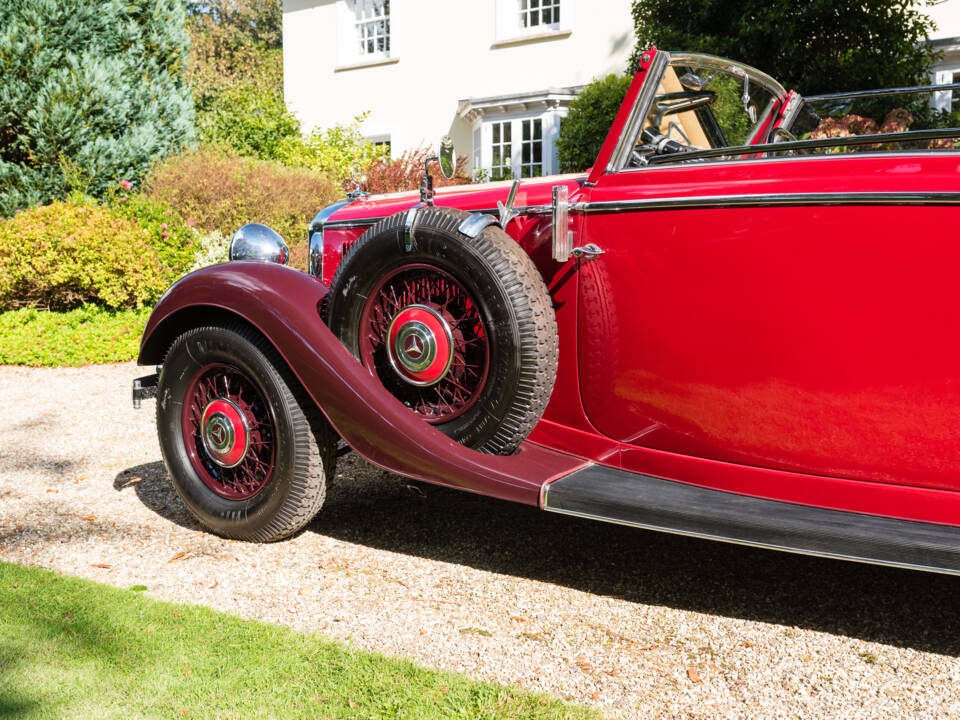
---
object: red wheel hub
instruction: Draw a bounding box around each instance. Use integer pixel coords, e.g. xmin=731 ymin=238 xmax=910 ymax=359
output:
xmin=181 ymin=364 xmax=276 ymax=500
xmin=200 ymin=398 xmax=249 ymax=467
xmin=386 ymin=304 xmax=453 ymax=386
xmin=358 ymin=264 xmax=490 ymax=423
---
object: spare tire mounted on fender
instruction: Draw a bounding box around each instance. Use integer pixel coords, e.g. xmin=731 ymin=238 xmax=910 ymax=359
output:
xmin=325 ymin=206 xmax=558 ymax=455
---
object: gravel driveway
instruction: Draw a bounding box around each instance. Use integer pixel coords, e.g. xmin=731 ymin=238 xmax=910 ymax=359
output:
xmin=2 ymin=362 xmax=960 ymax=719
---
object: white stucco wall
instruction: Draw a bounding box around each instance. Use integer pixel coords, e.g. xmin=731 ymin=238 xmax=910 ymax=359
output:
xmin=282 ymin=0 xmax=634 ymax=165
xmin=928 ymin=0 xmax=960 ymax=40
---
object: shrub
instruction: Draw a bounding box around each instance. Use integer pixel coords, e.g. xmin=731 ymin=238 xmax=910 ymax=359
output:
xmin=277 ymin=115 xmax=386 ymax=183
xmin=360 ymin=147 xmax=471 ymax=195
xmin=0 ymin=198 xmax=171 ymax=311
xmin=0 ymin=305 xmax=152 ymax=366
xmin=0 ymin=0 xmax=194 ymax=216
xmin=195 ymin=55 xmax=301 ymax=159
xmin=110 ymin=191 xmax=198 ymax=280
xmin=189 ymin=230 xmax=229 ymax=272
xmin=556 ymin=75 xmax=632 ymax=173
xmin=143 ymin=148 xmax=339 ymax=257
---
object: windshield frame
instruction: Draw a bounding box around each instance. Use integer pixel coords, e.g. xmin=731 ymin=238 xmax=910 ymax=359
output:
xmin=606 ymin=51 xmax=789 ymax=174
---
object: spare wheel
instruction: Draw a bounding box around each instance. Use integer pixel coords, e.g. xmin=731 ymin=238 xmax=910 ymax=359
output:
xmin=325 ymin=206 xmax=558 ymax=455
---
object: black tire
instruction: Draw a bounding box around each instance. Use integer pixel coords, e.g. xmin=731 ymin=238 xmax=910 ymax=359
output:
xmin=156 ymin=324 xmax=337 ymax=542
xmin=325 ymin=205 xmax=558 ymax=454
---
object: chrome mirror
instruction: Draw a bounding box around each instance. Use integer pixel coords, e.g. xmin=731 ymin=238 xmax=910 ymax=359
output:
xmin=228 ymin=223 xmax=289 ymax=265
xmin=679 ymin=71 xmax=715 ymax=91
xmin=438 ymin=135 xmax=456 ymax=179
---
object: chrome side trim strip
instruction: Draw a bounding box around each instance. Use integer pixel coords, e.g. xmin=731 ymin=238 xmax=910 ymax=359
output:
xmin=573 ymin=191 xmax=960 ymax=215
xmin=322 ymin=205 xmax=553 ymax=230
xmin=646 ymin=127 xmax=960 ymax=165
xmin=616 ymin=149 xmax=960 ymax=173
xmin=607 ymin=50 xmax=671 ymax=173
xmin=805 ymin=82 xmax=960 ymax=103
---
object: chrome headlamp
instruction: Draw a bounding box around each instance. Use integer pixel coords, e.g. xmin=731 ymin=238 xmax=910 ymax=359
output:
xmin=228 ymin=223 xmax=289 ymax=265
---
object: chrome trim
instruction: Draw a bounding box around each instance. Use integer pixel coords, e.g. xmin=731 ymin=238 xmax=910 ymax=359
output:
xmin=403 ymin=205 xmax=421 ymax=251
xmin=575 ymin=191 xmax=960 ymax=215
xmin=670 ymin=52 xmax=788 ymax=101
xmin=744 ymin=97 xmax=777 ymax=145
xmin=309 ymin=198 xmax=353 ymax=232
xmin=309 ymin=231 xmax=324 ymax=279
xmin=541 ymin=500 xmax=960 ymax=577
xmin=777 ymin=92 xmax=804 ymax=135
xmin=571 ymin=243 xmax=603 ymax=259
xmin=607 ymin=49 xmax=671 ymax=173
xmin=646 ymin=127 xmax=960 ymax=165
xmin=805 ymin=82 xmax=960 ymax=103
xmin=498 ymin=179 xmax=521 ymax=226
xmin=386 ymin=304 xmax=454 ymax=387
xmin=616 ymin=149 xmax=960 ymax=173
xmin=551 ymin=185 xmax=571 ymax=261
xmin=322 ymin=218 xmax=381 ymax=229
xmin=322 ymin=204 xmax=553 ymax=232
xmin=200 ymin=398 xmax=250 ymax=469
xmin=458 ymin=213 xmax=498 ymax=238
xmin=228 ymin=223 xmax=289 ymax=265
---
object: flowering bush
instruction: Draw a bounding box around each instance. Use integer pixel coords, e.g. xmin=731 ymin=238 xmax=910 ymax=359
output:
xmin=359 ymin=146 xmax=470 ymax=196
xmin=0 ymin=197 xmax=170 ymax=310
xmin=143 ymin=148 xmax=337 ymax=261
xmin=106 ymin=186 xmax=197 ymax=282
xmin=189 ymin=229 xmax=229 ymax=272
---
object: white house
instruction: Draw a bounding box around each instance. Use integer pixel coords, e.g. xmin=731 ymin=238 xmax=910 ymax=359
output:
xmin=282 ymin=1 xmax=960 ymax=178
xmin=281 ymin=0 xmax=635 ymax=178
xmin=928 ymin=0 xmax=960 ymax=112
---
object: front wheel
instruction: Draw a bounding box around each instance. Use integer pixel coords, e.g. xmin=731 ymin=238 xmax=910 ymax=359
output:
xmin=156 ymin=324 xmax=336 ymax=541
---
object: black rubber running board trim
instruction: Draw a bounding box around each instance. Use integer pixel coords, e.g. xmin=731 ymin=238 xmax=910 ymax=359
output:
xmin=542 ymin=464 xmax=960 ymax=575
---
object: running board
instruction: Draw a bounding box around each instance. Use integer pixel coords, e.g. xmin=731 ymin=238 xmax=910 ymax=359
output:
xmin=543 ymin=465 xmax=960 ymax=575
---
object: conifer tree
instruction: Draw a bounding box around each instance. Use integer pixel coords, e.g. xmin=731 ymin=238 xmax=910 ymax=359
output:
xmin=0 ymin=0 xmax=195 ymax=216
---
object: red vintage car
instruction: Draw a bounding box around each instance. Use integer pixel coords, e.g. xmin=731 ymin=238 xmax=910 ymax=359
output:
xmin=135 ymin=48 xmax=960 ymax=574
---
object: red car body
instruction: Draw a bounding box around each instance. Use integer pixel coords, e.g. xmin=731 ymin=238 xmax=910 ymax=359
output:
xmin=140 ymin=48 xmax=960 ymax=571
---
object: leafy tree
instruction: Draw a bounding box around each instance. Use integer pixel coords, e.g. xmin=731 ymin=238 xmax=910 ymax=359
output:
xmin=628 ymin=0 xmax=939 ymax=95
xmin=0 ymin=0 xmax=194 ymax=216
xmin=556 ymin=74 xmax=633 ymax=173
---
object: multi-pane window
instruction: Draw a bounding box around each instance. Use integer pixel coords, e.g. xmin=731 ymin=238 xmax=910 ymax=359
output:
xmin=520 ymin=118 xmax=543 ymax=177
xmin=520 ymin=0 xmax=560 ymax=29
xmin=491 ymin=121 xmax=513 ymax=180
xmin=354 ymin=0 xmax=390 ymax=56
xmin=372 ymin=139 xmax=391 ymax=159
xmin=952 ymin=71 xmax=960 ymax=109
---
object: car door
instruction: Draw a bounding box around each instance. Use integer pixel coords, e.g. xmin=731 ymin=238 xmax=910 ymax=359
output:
xmin=576 ymin=59 xmax=960 ymax=491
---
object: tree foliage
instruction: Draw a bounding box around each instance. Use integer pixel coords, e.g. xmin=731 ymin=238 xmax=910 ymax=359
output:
xmin=0 ymin=0 xmax=194 ymax=216
xmin=628 ymin=0 xmax=939 ymax=95
xmin=556 ymin=74 xmax=632 ymax=173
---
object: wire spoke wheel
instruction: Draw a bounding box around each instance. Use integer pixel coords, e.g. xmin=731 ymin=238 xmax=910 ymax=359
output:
xmin=157 ymin=324 xmax=337 ymax=542
xmin=181 ymin=363 xmax=276 ymax=500
xmin=325 ymin=206 xmax=558 ymax=455
xmin=359 ymin=264 xmax=490 ymax=423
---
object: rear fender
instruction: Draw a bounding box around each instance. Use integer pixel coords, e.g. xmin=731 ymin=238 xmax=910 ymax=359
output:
xmin=140 ymin=263 xmax=584 ymax=505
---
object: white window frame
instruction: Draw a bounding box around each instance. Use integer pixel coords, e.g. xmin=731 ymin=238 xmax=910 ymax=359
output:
xmin=476 ymin=110 xmax=565 ymax=180
xmin=494 ymin=0 xmax=571 ymax=44
xmin=337 ymin=0 xmax=391 ymax=67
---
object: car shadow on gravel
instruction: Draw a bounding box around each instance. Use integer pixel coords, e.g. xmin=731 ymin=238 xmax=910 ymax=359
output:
xmin=118 ymin=455 xmax=960 ymax=658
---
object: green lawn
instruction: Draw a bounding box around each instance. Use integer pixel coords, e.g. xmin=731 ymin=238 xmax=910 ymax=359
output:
xmin=0 ymin=562 xmax=599 ymax=720
xmin=0 ymin=305 xmax=150 ymax=366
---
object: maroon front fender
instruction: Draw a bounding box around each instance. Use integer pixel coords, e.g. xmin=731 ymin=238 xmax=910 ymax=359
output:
xmin=140 ymin=263 xmax=585 ymax=505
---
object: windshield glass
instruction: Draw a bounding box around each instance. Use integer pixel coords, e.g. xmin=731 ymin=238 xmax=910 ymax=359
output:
xmin=629 ymin=53 xmax=785 ymax=166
